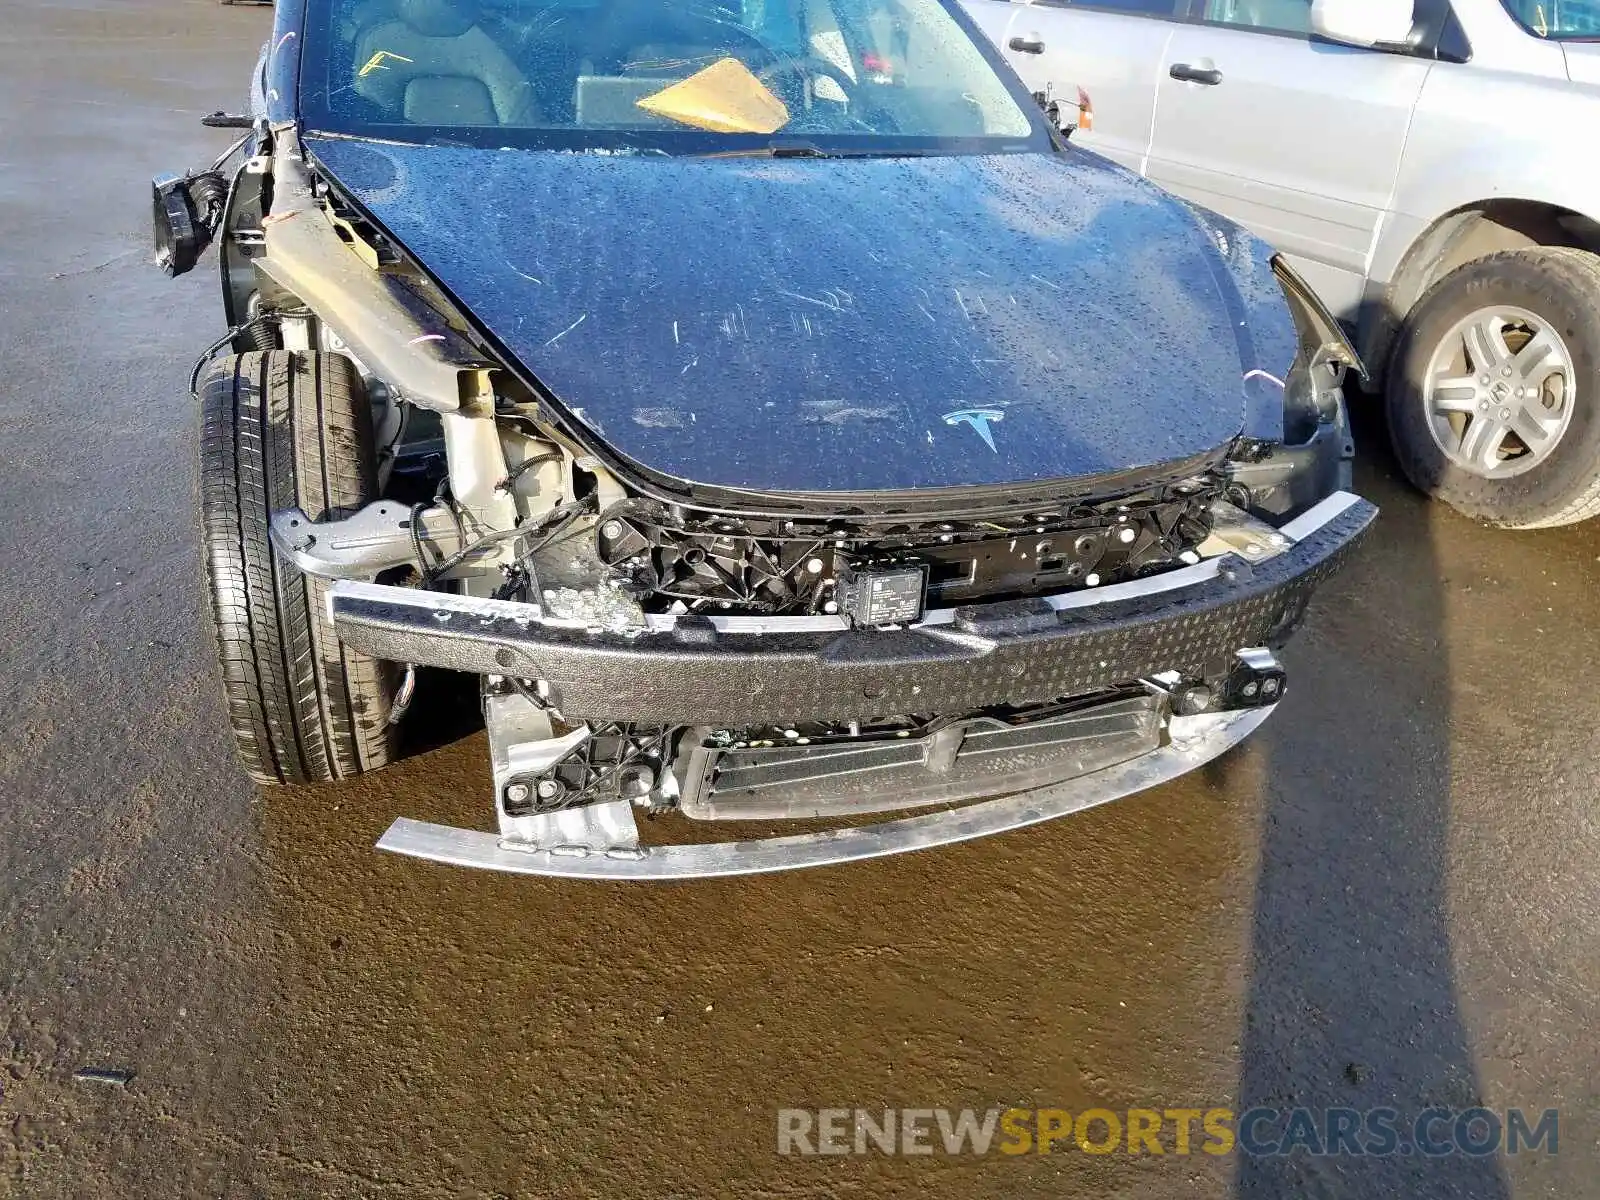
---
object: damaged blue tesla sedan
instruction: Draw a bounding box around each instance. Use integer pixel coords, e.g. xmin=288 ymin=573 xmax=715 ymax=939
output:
xmin=153 ymin=0 xmax=1375 ymax=878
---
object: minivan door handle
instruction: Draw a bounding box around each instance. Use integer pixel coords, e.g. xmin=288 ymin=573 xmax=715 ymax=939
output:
xmin=1169 ymin=62 xmax=1223 ymax=85
xmin=1009 ymin=35 xmax=1045 ymax=53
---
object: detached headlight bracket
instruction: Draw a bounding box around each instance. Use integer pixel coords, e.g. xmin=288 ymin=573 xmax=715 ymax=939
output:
xmin=152 ymin=170 xmax=229 ymax=278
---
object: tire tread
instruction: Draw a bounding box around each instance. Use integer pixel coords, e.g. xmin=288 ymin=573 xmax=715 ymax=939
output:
xmin=198 ymin=350 xmax=396 ymax=785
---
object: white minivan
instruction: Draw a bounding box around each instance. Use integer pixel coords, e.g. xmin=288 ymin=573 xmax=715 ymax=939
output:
xmin=963 ymin=0 xmax=1600 ymax=526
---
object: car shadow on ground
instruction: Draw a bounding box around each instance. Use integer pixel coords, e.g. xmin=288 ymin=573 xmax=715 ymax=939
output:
xmin=1231 ymin=399 xmax=1509 ymax=1197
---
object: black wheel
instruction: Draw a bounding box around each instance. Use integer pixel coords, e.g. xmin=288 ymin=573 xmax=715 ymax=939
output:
xmin=1386 ymin=247 xmax=1600 ymax=528
xmin=198 ymin=350 xmax=398 ymax=785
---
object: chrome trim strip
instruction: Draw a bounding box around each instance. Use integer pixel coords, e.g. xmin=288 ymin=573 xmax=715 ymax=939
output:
xmin=325 ymin=580 xmax=550 ymax=626
xmin=331 ymin=491 xmax=1362 ymax=637
xmin=1276 ymin=489 xmax=1362 ymax=543
xmin=644 ymin=610 xmax=844 ymax=635
xmin=374 ymin=706 xmax=1273 ymax=880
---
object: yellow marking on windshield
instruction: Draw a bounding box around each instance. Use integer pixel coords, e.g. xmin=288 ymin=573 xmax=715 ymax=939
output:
xmin=359 ymin=50 xmax=415 ymax=78
xmin=635 ymin=57 xmax=790 ymax=134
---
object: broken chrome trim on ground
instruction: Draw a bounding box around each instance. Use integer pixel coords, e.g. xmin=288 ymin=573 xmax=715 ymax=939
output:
xmin=374 ymin=705 xmax=1275 ymax=880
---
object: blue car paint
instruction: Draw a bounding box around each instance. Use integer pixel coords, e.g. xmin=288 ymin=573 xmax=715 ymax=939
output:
xmin=309 ymin=136 xmax=1297 ymax=493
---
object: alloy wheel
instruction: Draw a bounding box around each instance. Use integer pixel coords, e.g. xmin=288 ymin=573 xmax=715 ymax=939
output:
xmin=1423 ymin=304 xmax=1575 ymax=479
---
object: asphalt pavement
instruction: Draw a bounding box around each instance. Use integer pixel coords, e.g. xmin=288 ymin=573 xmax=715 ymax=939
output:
xmin=1 ymin=2 xmax=1597 ymax=1196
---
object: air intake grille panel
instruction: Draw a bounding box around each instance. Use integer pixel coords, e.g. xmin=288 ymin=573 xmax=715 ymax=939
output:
xmin=676 ymin=693 xmax=1164 ymax=820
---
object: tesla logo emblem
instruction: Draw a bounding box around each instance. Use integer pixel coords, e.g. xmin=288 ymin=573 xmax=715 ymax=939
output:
xmin=943 ymin=408 xmax=1004 ymax=452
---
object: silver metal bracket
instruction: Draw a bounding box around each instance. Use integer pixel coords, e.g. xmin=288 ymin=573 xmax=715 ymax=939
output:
xmin=269 ymin=501 xmax=467 ymax=580
xmin=485 ymin=691 xmax=642 ymax=859
xmin=1198 ymin=501 xmax=1293 ymax=563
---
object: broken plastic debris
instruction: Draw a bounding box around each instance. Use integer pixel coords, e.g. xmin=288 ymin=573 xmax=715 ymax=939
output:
xmin=541 ymin=581 xmax=646 ymax=634
xmin=635 ymin=58 xmax=789 ymax=134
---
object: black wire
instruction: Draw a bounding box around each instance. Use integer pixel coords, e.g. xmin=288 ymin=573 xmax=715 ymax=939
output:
xmin=188 ymin=312 xmax=289 ymax=396
xmin=188 ymin=327 xmax=242 ymax=396
xmin=421 ymin=525 xmax=530 ymax=585
xmin=434 ymin=477 xmax=467 ymax=547
xmin=408 ymin=502 xmax=437 ymax=577
xmin=422 ymin=499 xmax=590 ymax=585
xmin=512 ymin=504 xmax=587 ymax=561
xmin=491 ymin=567 xmax=528 ymax=601
xmin=496 ymin=452 xmax=564 ymax=493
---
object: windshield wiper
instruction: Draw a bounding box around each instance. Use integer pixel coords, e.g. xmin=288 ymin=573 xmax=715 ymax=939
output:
xmin=699 ymin=140 xmax=936 ymax=160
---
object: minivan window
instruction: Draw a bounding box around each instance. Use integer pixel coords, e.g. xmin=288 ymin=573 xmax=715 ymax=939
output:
xmin=1196 ymin=0 xmax=1312 ymax=34
xmin=1058 ymin=0 xmax=1182 ymax=15
xmin=1501 ymin=0 xmax=1600 ymax=37
xmin=299 ymin=0 xmax=1046 ymax=154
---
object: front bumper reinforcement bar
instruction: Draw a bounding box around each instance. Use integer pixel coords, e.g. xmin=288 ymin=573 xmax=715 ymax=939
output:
xmin=327 ymin=492 xmax=1375 ymax=725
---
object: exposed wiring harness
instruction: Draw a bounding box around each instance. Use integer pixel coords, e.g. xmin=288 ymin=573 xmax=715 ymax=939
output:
xmin=187 ymin=313 xmax=282 ymax=395
xmin=412 ymin=497 xmax=592 ymax=588
xmin=496 ymin=452 xmax=564 ymax=493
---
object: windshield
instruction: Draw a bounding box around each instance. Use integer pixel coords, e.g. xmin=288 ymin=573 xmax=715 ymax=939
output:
xmin=298 ymin=0 xmax=1043 ymax=154
xmin=1501 ymin=0 xmax=1600 ymax=36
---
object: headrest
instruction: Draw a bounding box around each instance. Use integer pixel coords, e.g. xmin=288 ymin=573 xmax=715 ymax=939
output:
xmin=398 ymin=0 xmax=474 ymax=37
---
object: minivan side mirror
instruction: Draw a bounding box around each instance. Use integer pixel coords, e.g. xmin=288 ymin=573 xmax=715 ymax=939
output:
xmin=1310 ymin=0 xmax=1416 ymax=47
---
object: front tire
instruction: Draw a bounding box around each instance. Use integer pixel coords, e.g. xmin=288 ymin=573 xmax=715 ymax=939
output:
xmin=198 ymin=350 xmax=398 ymax=785
xmin=1386 ymin=247 xmax=1600 ymax=528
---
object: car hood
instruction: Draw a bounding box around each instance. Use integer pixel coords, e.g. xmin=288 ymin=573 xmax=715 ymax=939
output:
xmin=308 ymin=138 xmax=1287 ymax=493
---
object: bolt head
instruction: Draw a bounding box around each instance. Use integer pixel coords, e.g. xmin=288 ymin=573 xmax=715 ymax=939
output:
xmin=1084 ymin=572 xmax=1100 ymax=587
xmin=1117 ymin=527 xmax=1136 ymax=544
xmin=1499 ymin=407 xmax=1512 ymax=420
xmin=600 ymin=520 xmax=624 ymax=539
xmin=1480 ymin=374 xmax=1491 ymax=385
xmin=536 ymin=779 xmax=561 ymax=799
xmin=505 ymin=782 xmax=532 ymax=804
